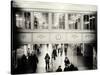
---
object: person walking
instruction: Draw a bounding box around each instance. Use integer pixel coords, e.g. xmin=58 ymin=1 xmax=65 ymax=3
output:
xmin=60 ymin=44 xmax=63 ymax=56
xmin=52 ymin=48 xmax=57 ymax=60
xmin=28 ymin=53 xmax=39 ymax=73
xmin=44 ymin=53 xmax=50 ymax=72
xmin=60 ymin=47 xmax=63 ymax=56
xmin=64 ymin=44 xmax=68 ymax=56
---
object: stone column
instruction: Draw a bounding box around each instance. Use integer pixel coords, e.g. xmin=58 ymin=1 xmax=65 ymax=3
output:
xmin=81 ymin=14 xmax=84 ymax=30
xmin=65 ymin=13 xmax=68 ymax=30
xmin=48 ymin=13 xmax=52 ymax=30
xmin=22 ymin=12 xmax=25 ymax=29
xmin=82 ymin=43 xmax=85 ymax=56
xmin=31 ymin=12 xmax=34 ymax=29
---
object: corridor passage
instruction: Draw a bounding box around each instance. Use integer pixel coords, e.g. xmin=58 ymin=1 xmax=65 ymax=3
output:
xmin=36 ymin=44 xmax=88 ymax=73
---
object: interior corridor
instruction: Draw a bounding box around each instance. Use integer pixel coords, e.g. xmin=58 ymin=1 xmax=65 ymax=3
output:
xmin=36 ymin=44 xmax=88 ymax=73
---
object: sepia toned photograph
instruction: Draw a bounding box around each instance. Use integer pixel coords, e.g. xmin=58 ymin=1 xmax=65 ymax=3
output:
xmin=11 ymin=0 xmax=97 ymax=74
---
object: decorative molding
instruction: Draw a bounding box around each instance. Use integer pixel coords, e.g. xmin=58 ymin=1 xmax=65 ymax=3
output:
xmin=12 ymin=1 xmax=97 ymax=13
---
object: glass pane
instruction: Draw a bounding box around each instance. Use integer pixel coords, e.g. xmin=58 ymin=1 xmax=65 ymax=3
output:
xmin=16 ymin=12 xmax=25 ymax=29
xmin=52 ymin=13 xmax=65 ymax=29
xmin=90 ymin=14 xmax=96 ymax=30
xmin=83 ymin=14 xmax=96 ymax=30
xmin=84 ymin=23 xmax=89 ymax=29
xmin=24 ymin=12 xmax=31 ymax=29
xmin=84 ymin=15 xmax=89 ymax=21
xmin=93 ymin=18 xmax=96 ymax=30
xmin=34 ymin=12 xmax=49 ymax=29
xmin=83 ymin=15 xmax=90 ymax=30
xmin=15 ymin=12 xmax=31 ymax=29
xmin=90 ymin=19 xmax=93 ymax=30
xmin=68 ymin=14 xmax=81 ymax=29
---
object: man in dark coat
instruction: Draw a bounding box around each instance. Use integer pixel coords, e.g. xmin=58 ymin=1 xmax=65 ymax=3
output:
xmin=20 ymin=54 xmax=27 ymax=73
xmin=68 ymin=63 xmax=78 ymax=71
xmin=64 ymin=66 xmax=70 ymax=71
xmin=56 ymin=66 xmax=62 ymax=72
xmin=60 ymin=44 xmax=63 ymax=56
xmin=44 ymin=53 xmax=50 ymax=71
xmin=29 ymin=53 xmax=38 ymax=73
xmin=64 ymin=44 xmax=68 ymax=56
xmin=52 ymin=49 xmax=57 ymax=60
xmin=32 ymin=54 xmax=38 ymax=73
xmin=64 ymin=57 xmax=70 ymax=66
